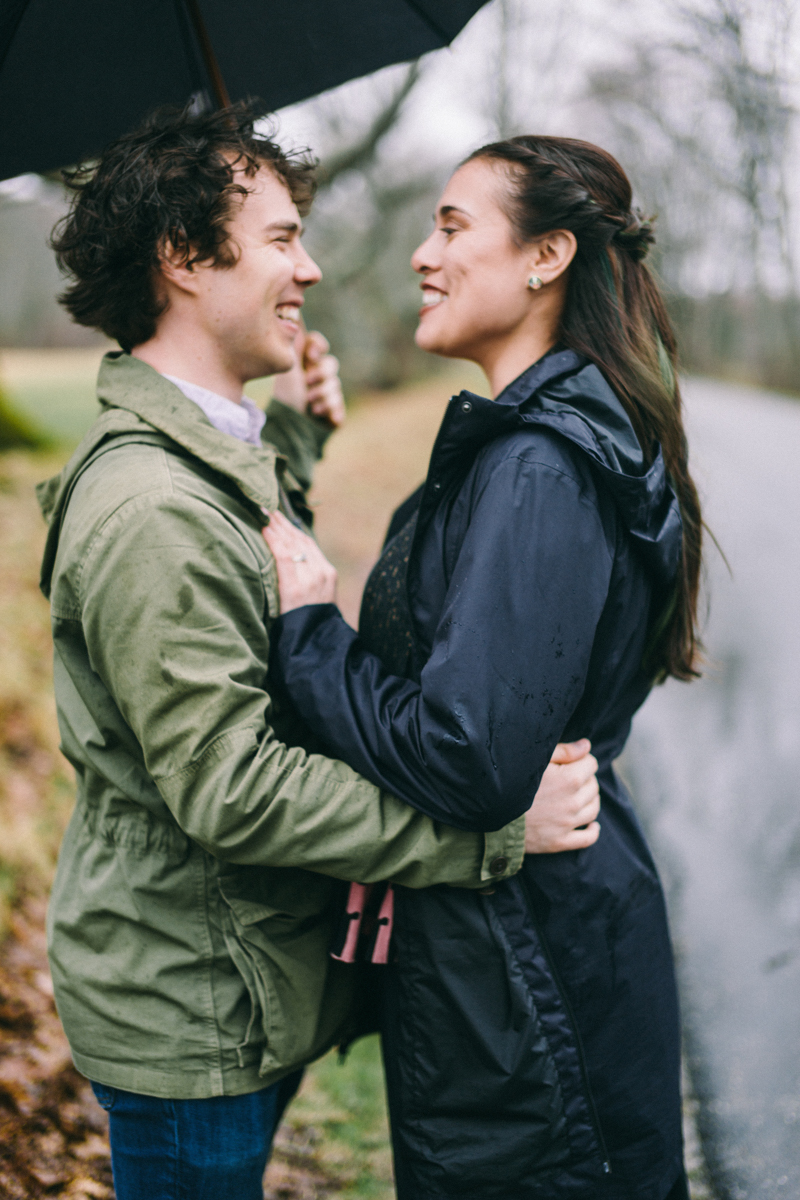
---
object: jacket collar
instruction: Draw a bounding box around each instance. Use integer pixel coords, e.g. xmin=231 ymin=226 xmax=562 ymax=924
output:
xmin=37 ymin=353 xmax=284 ymax=598
xmin=93 ymin=351 xmax=282 ymax=512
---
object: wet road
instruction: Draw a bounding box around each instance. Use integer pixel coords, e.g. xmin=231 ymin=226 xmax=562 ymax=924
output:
xmin=622 ymin=379 xmax=800 ymax=1199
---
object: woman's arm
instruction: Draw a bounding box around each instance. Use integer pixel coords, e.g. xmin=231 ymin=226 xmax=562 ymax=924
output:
xmin=265 ymin=444 xmax=613 ymax=833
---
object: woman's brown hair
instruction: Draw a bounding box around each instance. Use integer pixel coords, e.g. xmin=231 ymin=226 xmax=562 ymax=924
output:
xmin=467 ymin=136 xmax=702 ymax=682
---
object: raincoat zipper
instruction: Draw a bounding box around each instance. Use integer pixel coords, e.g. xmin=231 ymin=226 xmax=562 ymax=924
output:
xmin=519 ymin=874 xmax=612 ymax=1175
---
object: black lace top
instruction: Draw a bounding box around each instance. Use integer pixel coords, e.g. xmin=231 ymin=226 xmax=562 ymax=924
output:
xmin=357 ymin=509 xmax=421 ymax=683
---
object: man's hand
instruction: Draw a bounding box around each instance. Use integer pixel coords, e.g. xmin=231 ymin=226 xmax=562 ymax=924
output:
xmin=271 ymin=328 xmax=346 ymax=428
xmin=525 ymin=739 xmax=600 ymax=853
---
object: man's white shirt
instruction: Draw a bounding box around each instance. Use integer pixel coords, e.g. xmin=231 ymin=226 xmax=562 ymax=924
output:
xmin=163 ymin=374 xmax=266 ymax=446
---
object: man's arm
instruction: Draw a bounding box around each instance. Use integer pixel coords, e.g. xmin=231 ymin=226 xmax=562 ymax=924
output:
xmin=264 ymin=329 xmax=344 ymax=492
xmin=79 ymin=487 xmax=524 ymax=890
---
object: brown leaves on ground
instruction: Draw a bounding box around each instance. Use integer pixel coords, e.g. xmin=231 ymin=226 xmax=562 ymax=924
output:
xmin=265 ymin=1126 xmax=350 ymax=1199
xmin=0 ymin=898 xmax=355 ymax=1200
xmin=0 ymin=899 xmax=114 ymax=1200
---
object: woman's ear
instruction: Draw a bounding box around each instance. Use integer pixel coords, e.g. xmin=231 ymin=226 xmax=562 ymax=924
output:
xmin=527 ymin=230 xmax=578 ymax=286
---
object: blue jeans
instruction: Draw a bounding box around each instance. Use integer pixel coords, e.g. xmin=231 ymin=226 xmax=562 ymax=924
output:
xmin=90 ymin=1071 xmax=303 ymax=1200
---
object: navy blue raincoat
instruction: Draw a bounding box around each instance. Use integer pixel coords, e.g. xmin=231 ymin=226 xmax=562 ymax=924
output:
xmin=270 ymin=350 xmax=687 ymax=1200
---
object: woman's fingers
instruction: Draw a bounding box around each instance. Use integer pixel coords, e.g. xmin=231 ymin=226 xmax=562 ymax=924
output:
xmin=560 ymin=821 xmax=601 ymax=851
xmin=261 ymin=511 xmax=338 ymax=612
xmin=524 ymin=747 xmax=601 ymax=854
xmin=549 ymin=738 xmax=591 ymax=764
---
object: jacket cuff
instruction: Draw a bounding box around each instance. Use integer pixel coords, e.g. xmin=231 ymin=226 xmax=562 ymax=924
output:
xmin=480 ymin=817 xmax=525 ymax=883
xmin=266 ymin=399 xmax=333 ymax=452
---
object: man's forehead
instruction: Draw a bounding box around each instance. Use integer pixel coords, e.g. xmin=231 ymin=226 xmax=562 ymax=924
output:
xmin=235 ymin=163 xmax=300 ymax=223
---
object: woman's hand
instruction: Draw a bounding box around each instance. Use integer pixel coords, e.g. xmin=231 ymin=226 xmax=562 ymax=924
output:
xmin=524 ymin=739 xmax=600 ymax=853
xmin=271 ymin=328 xmax=346 ymax=428
xmin=262 ymin=510 xmax=338 ymax=612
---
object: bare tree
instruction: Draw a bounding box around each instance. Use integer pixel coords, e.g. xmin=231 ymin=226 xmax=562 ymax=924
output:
xmin=478 ymin=0 xmax=574 ymax=141
xmin=587 ymin=0 xmax=797 ymax=294
xmin=291 ymin=63 xmax=445 ymax=388
xmin=584 ymin=0 xmax=800 ymax=388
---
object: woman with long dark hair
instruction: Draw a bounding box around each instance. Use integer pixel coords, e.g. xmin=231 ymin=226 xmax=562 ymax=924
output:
xmin=264 ymin=136 xmax=701 ymax=1200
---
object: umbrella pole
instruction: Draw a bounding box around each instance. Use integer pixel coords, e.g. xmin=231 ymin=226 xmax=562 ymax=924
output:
xmin=183 ymin=0 xmax=231 ymax=109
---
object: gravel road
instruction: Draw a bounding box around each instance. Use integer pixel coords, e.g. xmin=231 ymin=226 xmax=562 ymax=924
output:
xmin=623 ymin=378 xmax=800 ymax=1199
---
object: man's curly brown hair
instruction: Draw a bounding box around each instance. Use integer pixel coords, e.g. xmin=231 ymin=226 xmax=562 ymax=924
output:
xmin=51 ymin=101 xmax=317 ymax=352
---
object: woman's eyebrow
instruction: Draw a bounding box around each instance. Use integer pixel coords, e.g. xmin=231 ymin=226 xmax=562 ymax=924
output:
xmin=436 ymin=205 xmax=472 ymax=221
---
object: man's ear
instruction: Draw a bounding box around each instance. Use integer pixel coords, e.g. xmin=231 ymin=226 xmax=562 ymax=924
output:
xmin=157 ymin=237 xmax=201 ymax=296
xmin=528 ymin=229 xmax=578 ymax=286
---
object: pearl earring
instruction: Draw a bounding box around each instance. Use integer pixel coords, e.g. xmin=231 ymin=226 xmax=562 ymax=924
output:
xmin=527 ymin=275 xmax=544 ymax=291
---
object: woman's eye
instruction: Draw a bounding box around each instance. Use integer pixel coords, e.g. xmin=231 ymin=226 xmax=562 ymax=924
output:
xmin=441 ymin=227 xmax=457 ymax=236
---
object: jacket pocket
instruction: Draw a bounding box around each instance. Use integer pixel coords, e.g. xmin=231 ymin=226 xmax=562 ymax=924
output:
xmin=217 ymin=869 xmax=339 ymax=1076
xmin=386 ymin=884 xmax=574 ymax=1186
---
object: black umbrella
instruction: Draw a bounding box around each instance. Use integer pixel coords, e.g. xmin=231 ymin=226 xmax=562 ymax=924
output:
xmin=0 ymin=0 xmax=489 ymax=181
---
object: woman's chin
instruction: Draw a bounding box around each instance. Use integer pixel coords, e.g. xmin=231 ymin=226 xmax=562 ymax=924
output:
xmin=414 ymin=324 xmax=458 ymax=358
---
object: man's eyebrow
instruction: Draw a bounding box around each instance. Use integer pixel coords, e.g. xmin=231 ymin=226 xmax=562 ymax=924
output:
xmin=265 ymin=220 xmax=303 ymax=235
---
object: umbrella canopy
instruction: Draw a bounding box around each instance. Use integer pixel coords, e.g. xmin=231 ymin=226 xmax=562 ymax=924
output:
xmin=0 ymin=0 xmax=489 ymax=182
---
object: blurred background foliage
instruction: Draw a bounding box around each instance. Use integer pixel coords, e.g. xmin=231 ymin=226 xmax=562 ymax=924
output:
xmin=2 ymin=0 xmax=798 ymax=400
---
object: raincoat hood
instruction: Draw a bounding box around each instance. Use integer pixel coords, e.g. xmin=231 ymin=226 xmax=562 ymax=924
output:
xmin=457 ymin=348 xmax=683 ymax=590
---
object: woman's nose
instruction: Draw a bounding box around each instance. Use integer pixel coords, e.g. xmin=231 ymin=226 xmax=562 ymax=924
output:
xmin=411 ymin=230 xmax=439 ymax=275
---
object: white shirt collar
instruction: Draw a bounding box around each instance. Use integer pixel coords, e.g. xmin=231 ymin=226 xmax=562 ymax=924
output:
xmin=163 ymin=374 xmax=266 ymax=446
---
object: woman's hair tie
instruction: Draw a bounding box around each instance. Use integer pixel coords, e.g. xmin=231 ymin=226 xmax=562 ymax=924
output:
xmin=611 ymin=209 xmax=656 ymax=262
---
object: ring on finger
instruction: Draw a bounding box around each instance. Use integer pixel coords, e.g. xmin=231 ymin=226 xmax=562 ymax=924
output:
xmin=291 ymin=553 xmax=307 ymax=563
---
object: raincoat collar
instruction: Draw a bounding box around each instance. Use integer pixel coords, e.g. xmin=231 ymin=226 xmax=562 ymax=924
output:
xmin=429 ymin=348 xmax=683 ymax=590
xmin=495 ymin=348 xmax=648 ymax=477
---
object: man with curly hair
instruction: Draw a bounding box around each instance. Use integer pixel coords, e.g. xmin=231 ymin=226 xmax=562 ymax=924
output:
xmin=37 ymin=102 xmax=600 ymax=1200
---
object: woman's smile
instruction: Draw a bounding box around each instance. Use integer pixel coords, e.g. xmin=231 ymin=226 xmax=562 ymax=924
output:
xmin=419 ymin=286 xmax=446 ymax=313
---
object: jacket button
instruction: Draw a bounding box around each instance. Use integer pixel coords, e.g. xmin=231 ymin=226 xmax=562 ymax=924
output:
xmin=489 ymin=856 xmax=508 ymax=875
xmin=461 ymin=400 xmax=473 ymax=413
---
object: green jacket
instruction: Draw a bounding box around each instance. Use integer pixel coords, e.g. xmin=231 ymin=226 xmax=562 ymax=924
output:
xmin=38 ymin=352 xmax=524 ymax=1099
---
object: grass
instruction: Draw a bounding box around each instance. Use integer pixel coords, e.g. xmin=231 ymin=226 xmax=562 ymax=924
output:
xmin=0 ymin=349 xmax=108 ymax=445
xmin=267 ymin=1037 xmax=394 ymax=1199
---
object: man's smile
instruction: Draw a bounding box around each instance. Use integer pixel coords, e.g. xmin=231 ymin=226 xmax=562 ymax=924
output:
xmin=276 ymin=302 xmax=302 ymax=332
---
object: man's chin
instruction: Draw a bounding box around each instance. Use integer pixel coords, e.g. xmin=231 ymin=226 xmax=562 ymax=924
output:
xmin=247 ymin=345 xmax=296 ymax=379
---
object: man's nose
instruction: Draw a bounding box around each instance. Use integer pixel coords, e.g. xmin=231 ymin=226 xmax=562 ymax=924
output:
xmin=295 ymin=244 xmax=322 ymax=286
